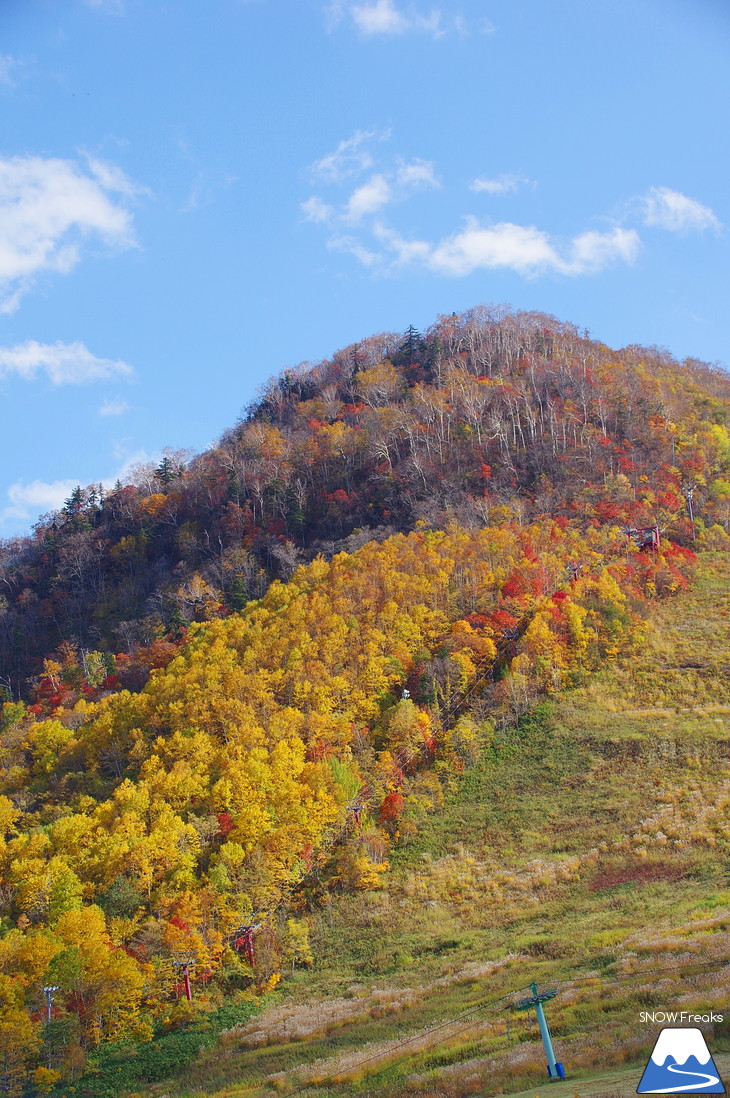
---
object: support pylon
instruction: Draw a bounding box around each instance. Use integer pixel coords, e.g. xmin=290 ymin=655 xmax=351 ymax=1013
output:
xmin=683 ymin=485 xmax=697 ymax=541
xmin=172 ymin=954 xmax=195 ymax=1001
xmin=511 ymin=982 xmax=565 ymax=1080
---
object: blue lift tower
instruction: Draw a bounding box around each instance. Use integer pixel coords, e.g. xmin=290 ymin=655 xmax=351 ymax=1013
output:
xmin=511 ymin=982 xmax=565 ymax=1081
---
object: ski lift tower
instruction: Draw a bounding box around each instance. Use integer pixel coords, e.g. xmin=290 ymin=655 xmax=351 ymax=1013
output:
xmin=683 ymin=484 xmax=697 ymax=541
xmin=171 ymin=953 xmax=195 ymax=1002
xmin=511 ymin=982 xmax=565 ymax=1080
xmin=501 ymin=626 xmax=520 ymax=658
xmin=232 ymin=924 xmax=261 ymax=969
xmin=42 ymin=985 xmax=59 ymax=1024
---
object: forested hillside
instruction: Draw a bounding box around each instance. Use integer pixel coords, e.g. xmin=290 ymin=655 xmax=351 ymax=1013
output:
xmin=152 ymin=554 xmax=730 ymax=1098
xmin=1 ymin=306 xmax=728 ymax=703
xmin=0 ymin=306 xmax=728 ymax=1095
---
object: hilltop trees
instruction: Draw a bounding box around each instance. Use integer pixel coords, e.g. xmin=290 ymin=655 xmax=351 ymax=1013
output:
xmin=0 ymin=306 xmax=728 ymax=701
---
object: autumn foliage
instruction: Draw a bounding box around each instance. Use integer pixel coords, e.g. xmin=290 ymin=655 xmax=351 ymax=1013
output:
xmin=1 ymin=305 xmax=728 ymax=702
xmin=0 ymin=304 xmax=726 ymax=1089
xmin=0 ymin=515 xmax=698 ymax=1082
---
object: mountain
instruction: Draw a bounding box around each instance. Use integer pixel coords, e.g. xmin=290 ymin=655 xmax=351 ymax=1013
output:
xmin=0 ymin=306 xmax=728 ymax=1096
xmin=64 ymin=553 xmax=730 ymax=1098
xmin=1 ymin=305 xmax=729 ymax=704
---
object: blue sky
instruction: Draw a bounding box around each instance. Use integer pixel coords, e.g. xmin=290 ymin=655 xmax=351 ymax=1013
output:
xmin=1 ymin=0 xmax=728 ymax=534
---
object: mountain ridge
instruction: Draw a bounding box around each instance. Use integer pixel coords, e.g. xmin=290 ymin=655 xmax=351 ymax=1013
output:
xmin=1 ymin=304 xmax=729 ymax=703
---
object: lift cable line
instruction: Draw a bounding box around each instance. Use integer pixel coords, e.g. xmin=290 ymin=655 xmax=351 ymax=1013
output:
xmin=187 ymin=546 xmax=656 ymax=976
xmin=173 ymin=540 xmax=674 ymax=985
xmin=279 ymin=985 xmax=527 ymax=1098
xmin=553 ymin=956 xmax=730 ymax=991
xmin=277 ymin=956 xmax=730 ymax=1097
xmin=220 ymin=600 xmax=542 ymax=967
xmin=220 ymin=621 xmax=533 ymax=974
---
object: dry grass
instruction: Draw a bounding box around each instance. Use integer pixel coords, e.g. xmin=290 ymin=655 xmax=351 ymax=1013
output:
xmin=229 ymin=956 xmax=521 ymax=1048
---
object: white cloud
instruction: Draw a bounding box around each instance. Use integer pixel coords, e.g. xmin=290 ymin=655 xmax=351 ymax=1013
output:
xmin=328 ymin=234 xmax=381 ymax=268
xmin=305 ymin=138 xmax=438 ymax=227
xmin=396 ymin=159 xmax=439 ymax=188
xmin=340 ymin=217 xmax=640 ymax=278
xmin=0 ymin=449 xmax=155 ymax=531
xmin=99 ymin=398 xmax=130 ymax=416
xmin=428 ymin=221 xmax=640 ymax=277
xmin=565 ymin=228 xmax=640 ymax=274
xmin=310 ymin=129 xmax=386 ymax=184
xmin=0 ymin=155 xmax=139 ymax=312
xmin=347 ymin=0 xmax=444 ymax=36
xmin=346 ymin=174 xmax=393 ymax=221
xmin=0 ymin=341 xmax=134 ymax=385
xmin=327 ymin=3 xmax=488 ymax=37
xmin=641 ymin=186 xmax=721 ymax=233
xmin=470 ymin=173 xmax=524 ymax=195
xmin=350 ymin=0 xmax=410 ymax=34
xmin=428 ymin=220 xmax=559 ymax=276
xmin=301 ymin=196 xmax=335 ymax=224
xmin=304 ymin=134 xmax=642 ymax=280
xmin=373 ymin=222 xmax=431 ymax=265
xmin=0 ymin=479 xmax=80 ymax=528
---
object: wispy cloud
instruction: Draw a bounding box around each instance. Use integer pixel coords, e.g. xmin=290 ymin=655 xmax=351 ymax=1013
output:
xmin=0 ymin=448 xmax=155 ymax=531
xmin=0 ymin=341 xmax=134 ymax=385
xmin=99 ymin=398 xmax=130 ymax=416
xmin=310 ymin=128 xmax=387 ymax=183
xmin=0 ymin=479 xmax=80 ymax=528
xmin=303 ymin=131 xmax=642 ymax=280
xmin=0 ymin=154 xmax=141 ymax=313
xmin=304 ymin=132 xmax=439 ymax=226
xmin=328 ymin=1 xmax=471 ymax=38
xmin=301 ymin=196 xmax=335 ymax=224
xmin=179 ymin=165 xmax=237 ymax=214
xmin=345 ymin=174 xmax=393 ymax=222
xmin=85 ymin=156 xmax=141 ymax=198
xmin=396 ymin=158 xmax=439 ymax=188
xmin=337 ymin=219 xmax=640 ymax=278
xmin=469 ymin=173 xmax=526 ymax=195
xmin=328 ymin=235 xmax=381 ymax=268
xmin=351 ymin=0 xmax=412 ymax=34
xmin=372 ymin=221 xmax=431 ymax=264
xmin=641 ymin=186 xmax=721 ymax=233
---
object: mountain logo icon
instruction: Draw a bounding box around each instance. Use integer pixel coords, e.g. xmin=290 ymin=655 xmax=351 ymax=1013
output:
xmin=637 ymin=1028 xmax=725 ymax=1093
